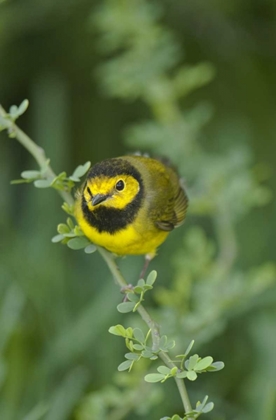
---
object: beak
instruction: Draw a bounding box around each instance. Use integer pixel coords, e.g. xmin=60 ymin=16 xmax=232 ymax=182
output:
xmin=92 ymin=193 xmax=108 ymax=206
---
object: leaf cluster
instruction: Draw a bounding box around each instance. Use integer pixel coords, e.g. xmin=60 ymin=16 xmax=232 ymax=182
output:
xmin=117 ymin=270 xmax=157 ymax=313
xmin=161 ymin=396 xmax=214 ymax=420
xmin=12 ymin=161 xmax=91 ymax=193
xmin=0 ymin=99 xmax=29 ymax=134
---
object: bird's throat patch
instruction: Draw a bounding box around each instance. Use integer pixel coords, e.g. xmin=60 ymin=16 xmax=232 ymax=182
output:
xmin=81 ymin=190 xmax=143 ymax=234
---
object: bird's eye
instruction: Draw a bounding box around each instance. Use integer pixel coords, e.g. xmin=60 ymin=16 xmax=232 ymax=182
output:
xmin=115 ymin=180 xmax=125 ymax=191
xmin=87 ymin=186 xmax=93 ymax=197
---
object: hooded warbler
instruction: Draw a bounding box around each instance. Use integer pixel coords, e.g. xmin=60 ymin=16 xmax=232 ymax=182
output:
xmin=75 ymin=155 xmax=188 ymax=259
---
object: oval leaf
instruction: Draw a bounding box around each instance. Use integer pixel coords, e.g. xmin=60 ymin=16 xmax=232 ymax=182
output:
xmin=84 ymin=244 xmax=97 ymax=254
xmin=18 ymin=99 xmax=29 ymax=115
xmin=51 ymin=234 xmax=64 ymax=243
xmin=176 ymin=371 xmax=187 ymax=379
xmin=132 ymin=344 xmax=143 ymax=351
xmin=144 ymin=373 xmax=164 ymax=383
xmin=72 ymin=162 xmax=91 ymax=178
xmin=157 ymin=366 xmax=171 ymax=375
xmin=34 ymin=179 xmax=52 ymax=188
xmin=195 ymin=356 xmax=213 ymax=371
xmin=118 ymin=360 xmax=132 ymax=371
xmin=146 ymin=270 xmax=157 ymax=286
xmin=187 ymin=354 xmax=199 ymax=370
xmin=21 ymin=170 xmax=41 ymax=179
xmin=187 ymin=370 xmax=197 ymax=381
xmin=67 ymin=237 xmax=90 ymax=250
xmin=133 ymin=328 xmax=145 ymax=343
xmin=209 ymin=361 xmax=225 ymax=371
xmin=57 ymin=224 xmax=70 ymax=234
xmin=108 ymin=324 xmax=126 ymax=337
xmin=117 ymin=302 xmax=135 ymax=313
xmin=202 ymin=402 xmax=214 ymax=413
xmin=125 ymin=352 xmax=140 ymax=361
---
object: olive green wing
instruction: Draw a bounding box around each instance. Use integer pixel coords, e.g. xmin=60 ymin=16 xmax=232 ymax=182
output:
xmin=174 ymin=184 xmax=188 ymax=227
xmin=155 ymin=184 xmax=188 ymax=231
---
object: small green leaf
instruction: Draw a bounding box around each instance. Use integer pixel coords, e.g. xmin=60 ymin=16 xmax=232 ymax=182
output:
xmin=108 ymin=325 xmax=127 ymax=337
xmin=170 ymin=366 xmax=178 ymax=376
xmin=18 ymin=99 xmax=29 ymax=115
xmin=51 ymin=234 xmax=64 ymax=243
xmin=57 ymin=223 xmax=70 ymax=234
xmin=117 ymin=302 xmax=136 ymax=313
xmin=166 ymin=340 xmax=175 ymax=350
xmin=144 ymin=373 xmax=164 ymax=383
xmin=176 ymin=371 xmax=187 ymax=379
xmin=133 ymin=286 xmax=144 ymax=294
xmin=186 ymin=354 xmax=199 ymax=371
xmin=125 ymin=327 xmax=133 ymax=338
xmin=137 ymin=279 xmax=145 ymax=287
xmin=67 ymin=218 xmax=75 ymax=230
xmin=67 ymin=237 xmax=90 ymax=250
xmin=184 ymin=340 xmax=195 ymax=357
xmin=74 ymin=226 xmax=84 ymax=236
xmin=126 ymin=293 xmax=139 ymax=303
xmin=186 ymin=371 xmax=197 ymax=381
xmin=118 ymin=360 xmax=132 ymax=371
xmin=202 ymin=402 xmax=214 ymax=413
xmin=34 ymin=179 xmax=52 ymax=188
xmin=141 ymin=349 xmax=155 ymax=359
xmin=68 ymin=176 xmax=80 ymax=182
xmin=132 ymin=344 xmax=144 ymax=351
xmin=11 ymin=179 xmax=31 ymax=185
xmin=157 ymin=366 xmax=171 ymax=375
xmin=159 ymin=335 xmax=171 ymax=351
xmin=126 ymin=339 xmax=134 ymax=352
xmin=143 ymin=284 xmax=153 ymax=291
xmin=196 ymin=395 xmax=209 ymax=411
xmin=84 ymin=244 xmax=97 ymax=254
xmin=71 ymin=162 xmax=91 ymax=179
xmin=9 ymin=105 xmax=18 ymax=117
xmin=55 ymin=171 xmax=67 ymax=181
xmin=194 ymin=356 xmax=213 ymax=371
xmin=62 ymin=202 xmax=75 ymax=215
xmin=208 ymin=361 xmax=225 ymax=371
xmin=125 ymin=352 xmax=140 ymax=361
xmin=133 ymin=328 xmax=145 ymax=343
xmin=21 ymin=170 xmax=41 ymax=179
xmin=146 ymin=270 xmax=157 ymax=286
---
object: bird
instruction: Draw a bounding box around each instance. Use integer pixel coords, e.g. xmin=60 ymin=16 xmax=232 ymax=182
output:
xmin=75 ymin=154 xmax=188 ymax=274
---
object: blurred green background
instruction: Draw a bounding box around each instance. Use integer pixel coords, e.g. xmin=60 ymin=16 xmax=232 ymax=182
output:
xmin=1 ymin=0 xmax=276 ymax=419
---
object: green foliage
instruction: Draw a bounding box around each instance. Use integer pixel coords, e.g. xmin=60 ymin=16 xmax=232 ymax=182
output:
xmin=162 ymin=396 xmax=214 ymax=420
xmin=117 ymin=270 xmax=157 ymax=313
xmin=0 ymin=99 xmax=29 ymax=132
xmin=109 ymin=272 xmax=224 ymax=420
xmin=11 ymin=158 xmax=91 ymax=193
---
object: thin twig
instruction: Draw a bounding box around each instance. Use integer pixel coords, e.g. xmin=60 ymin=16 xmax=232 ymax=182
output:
xmin=0 ymin=105 xmax=74 ymax=205
xmin=95 ymin=236 xmax=193 ymax=416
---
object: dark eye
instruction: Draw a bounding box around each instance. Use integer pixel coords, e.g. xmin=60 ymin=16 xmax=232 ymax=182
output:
xmin=87 ymin=186 xmax=93 ymax=196
xmin=115 ymin=180 xmax=125 ymax=191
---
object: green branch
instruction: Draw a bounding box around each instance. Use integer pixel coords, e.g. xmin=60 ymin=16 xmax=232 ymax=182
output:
xmin=0 ymin=103 xmax=193 ymax=418
xmin=98 ymin=247 xmax=193 ymax=416
xmin=0 ymin=104 xmax=74 ymax=205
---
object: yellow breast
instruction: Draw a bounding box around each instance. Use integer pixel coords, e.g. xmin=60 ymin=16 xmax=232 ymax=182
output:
xmin=75 ymin=203 xmax=169 ymax=256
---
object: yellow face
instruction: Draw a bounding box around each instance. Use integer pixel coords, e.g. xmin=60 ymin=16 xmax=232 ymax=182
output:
xmin=83 ymin=174 xmax=140 ymax=211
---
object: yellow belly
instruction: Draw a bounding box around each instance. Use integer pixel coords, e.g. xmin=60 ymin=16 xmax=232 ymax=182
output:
xmin=76 ymin=211 xmax=168 ymax=256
